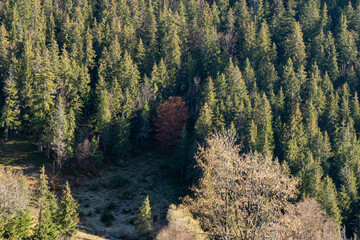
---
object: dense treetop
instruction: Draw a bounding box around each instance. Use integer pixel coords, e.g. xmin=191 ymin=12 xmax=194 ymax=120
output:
xmin=1 ymin=0 xmax=360 ymax=237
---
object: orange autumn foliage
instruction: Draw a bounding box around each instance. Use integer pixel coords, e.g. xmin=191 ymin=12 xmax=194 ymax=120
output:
xmin=153 ymin=97 xmax=189 ymax=147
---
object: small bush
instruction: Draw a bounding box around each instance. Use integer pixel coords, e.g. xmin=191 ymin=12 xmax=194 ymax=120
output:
xmin=107 ymin=202 xmax=117 ymax=211
xmin=109 ymin=175 xmax=128 ymax=189
xmin=101 ymin=210 xmax=115 ymax=226
xmin=119 ymin=191 xmax=132 ymax=200
xmin=95 ymin=207 xmax=101 ymax=214
xmin=89 ymin=182 xmax=99 ymax=191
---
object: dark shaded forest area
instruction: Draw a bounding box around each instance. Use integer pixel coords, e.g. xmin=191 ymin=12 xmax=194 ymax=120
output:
xmin=1 ymin=0 xmax=360 ymax=238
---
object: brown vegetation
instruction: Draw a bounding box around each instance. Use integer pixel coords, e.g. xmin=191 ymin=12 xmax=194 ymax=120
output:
xmin=153 ymin=97 xmax=189 ymax=147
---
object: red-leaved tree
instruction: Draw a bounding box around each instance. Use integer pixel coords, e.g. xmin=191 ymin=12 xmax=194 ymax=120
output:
xmin=153 ymin=97 xmax=189 ymax=147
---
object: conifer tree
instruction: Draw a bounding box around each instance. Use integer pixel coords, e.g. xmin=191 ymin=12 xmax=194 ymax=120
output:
xmin=135 ymin=195 xmax=153 ymax=236
xmin=0 ymin=24 xmax=10 ymax=103
xmin=58 ymin=181 xmax=78 ymax=239
xmin=256 ymin=21 xmax=273 ymax=63
xmin=0 ymin=69 xmax=20 ymax=140
xmin=202 ymin=77 xmax=217 ymax=111
xmin=113 ymin=114 xmax=132 ymax=157
xmin=30 ymin=49 xmax=56 ymax=149
xmin=84 ymin=27 xmax=96 ymax=70
xmin=50 ymin=96 xmax=68 ymax=174
xmin=284 ymin=22 xmax=306 ymax=70
xmin=284 ymin=104 xmax=307 ymax=173
xmin=255 ymin=93 xmax=274 ymax=156
xmin=34 ymin=167 xmax=60 ymax=240
xmin=300 ymin=0 xmax=320 ymax=40
xmin=243 ymin=58 xmax=257 ymax=96
xmin=324 ymin=32 xmax=339 ymax=82
xmin=282 ymin=59 xmax=301 ymax=113
xmin=195 ymin=102 xmax=213 ymax=141
xmin=337 ymin=14 xmax=358 ymax=71
xmin=317 ymin=175 xmax=342 ymax=225
xmin=298 ymin=151 xmax=323 ymax=199
xmin=96 ymin=77 xmax=111 ymax=153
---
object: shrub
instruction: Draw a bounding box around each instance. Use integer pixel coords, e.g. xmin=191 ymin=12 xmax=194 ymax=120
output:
xmin=89 ymin=182 xmax=99 ymax=191
xmin=101 ymin=209 xmax=115 ymax=226
xmin=156 ymin=204 xmax=208 ymax=240
xmin=109 ymin=175 xmax=127 ymax=189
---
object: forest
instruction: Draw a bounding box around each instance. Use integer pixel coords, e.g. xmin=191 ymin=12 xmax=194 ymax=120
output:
xmin=0 ymin=0 xmax=360 ymax=239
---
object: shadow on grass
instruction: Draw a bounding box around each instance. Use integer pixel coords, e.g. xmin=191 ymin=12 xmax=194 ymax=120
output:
xmin=0 ymin=140 xmax=51 ymax=169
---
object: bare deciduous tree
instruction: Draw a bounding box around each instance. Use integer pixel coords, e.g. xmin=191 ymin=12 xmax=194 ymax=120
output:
xmin=0 ymin=167 xmax=30 ymax=218
xmin=184 ymin=131 xmax=299 ymax=240
xmin=276 ymin=198 xmax=341 ymax=239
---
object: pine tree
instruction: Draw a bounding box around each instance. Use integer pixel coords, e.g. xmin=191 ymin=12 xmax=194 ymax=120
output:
xmin=120 ymin=51 xmax=140 ymax=100
xmin=255 ymin=93 xmax=274 ymax=156
xmin=96 ymin=77 xmax=111 ymax=153
xmin=300 ymin=0 xmax=320 ymax=40
xmin=173 ymin=126 xmax=190 ymax=174
xmin=324 ymin=32 xmax=339 ymax=82
xmin=84 ymin=27 xmax=96 ymax=70
xmin=0 ymin=24 xmax=10 ymax=105
xmin=30 ymin=49 xmax=56 ymax=149
xmin=317 ymin=175 xmax=342 ymax=225
xmin=256 ymin=21 xmax=273 ymax=63
xmin=285 ymin=104 xmax=307 ymax=173
xmin=214 ymin=73 xmax=227 ymax=101
xmin=195 ymin=102 xmax=213 ymax=141
xmin=285 ymin=22 xmax=306 ymax=70
xmin=58 ymin=181 xmax=78 ymax=239
xmin=306 ymin=62 xmax=326 ymax=116
xmin=135 ymin=195 xmax=153 ymax=236
xmin=202 ymin=77 xmax=217 ymax=111
xmin=248 ymin=119 xmax=258 ymax=152
xmin=34 ymin=167 xmax=60 ymax=240
xmin=298 ymin=151 xmax=323 ymax=199
xmin=0 ymin=69 xmax=20 ymax=141
xmin=337 ymin=14 xmax=358 ymax=72
xmin=282 ymin=58 xmax=301 ymax=113
xmin=113 ymin=113 xmax=132 ymax=157
xmin=351 ymin=92 xmax=360 ymax=130
xmin=243 ymin=58 xmax=257 ymax=96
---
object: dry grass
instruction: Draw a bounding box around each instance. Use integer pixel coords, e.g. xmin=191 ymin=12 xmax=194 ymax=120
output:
xmin=76 ymin=231 xmax=109 ymax=240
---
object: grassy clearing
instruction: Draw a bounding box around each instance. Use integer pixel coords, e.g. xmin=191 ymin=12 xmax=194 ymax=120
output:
xmin=0 ymin=139 xmax=50 ymax=168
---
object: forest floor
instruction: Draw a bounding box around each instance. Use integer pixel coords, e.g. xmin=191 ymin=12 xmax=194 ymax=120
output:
xmin=0 ymin=139 xmax=188 ymax=240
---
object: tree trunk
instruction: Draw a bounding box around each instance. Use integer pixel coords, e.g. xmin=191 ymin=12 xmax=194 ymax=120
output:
xmin=37 ymin=135 xmax=43 ymax=152
xmin=4 ymin=128 xmax=8 ymax=141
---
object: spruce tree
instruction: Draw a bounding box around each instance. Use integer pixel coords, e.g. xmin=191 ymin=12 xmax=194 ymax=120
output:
xmin=284 ymin=22 xmax=306 ymax=70
xmin=337 ymin=14 xmax=358 ymax=70
xmin=96 ymin=77 xmax=111 ymax=153
xmin=34 ymin=167 xmax=60 ymax=240
xmin=0 ymin=69 xmax=20 ymax=141
xmin=195 ymin=102 xmax=213 ymax=141
xmin=255 ymin=93 xmax=274 ymax=156
xmin=284 ymin=104 xmax=307 ymax=173
xmin=58 ymin=181 xmax=78 ymax=239
xmin=135 ymin=195 xmax=153 ymax=236
xmin=317 ymin=175 xmax=342 ymax=225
